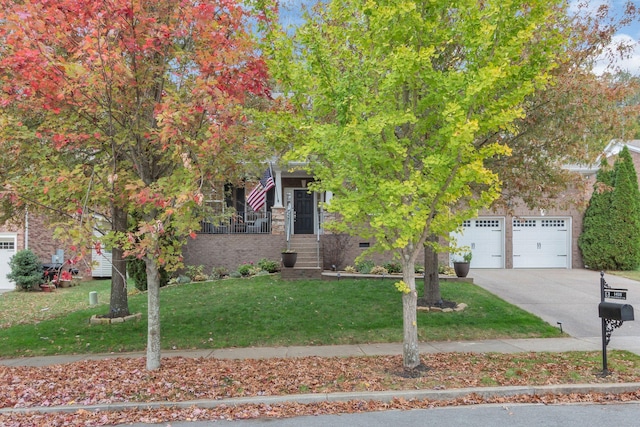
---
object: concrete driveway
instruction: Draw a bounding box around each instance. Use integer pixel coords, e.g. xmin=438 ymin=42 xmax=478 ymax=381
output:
xmin=470 ymin=269 xmax=640 ymax=354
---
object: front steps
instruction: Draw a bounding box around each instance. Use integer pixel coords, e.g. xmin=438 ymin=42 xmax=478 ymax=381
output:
xmin=281 ymin=235 xmax=322 ymax=279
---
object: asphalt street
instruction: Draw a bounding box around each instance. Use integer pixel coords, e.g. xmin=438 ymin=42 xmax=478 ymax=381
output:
xmin=117 ymin=402 xmax=640 ymax=427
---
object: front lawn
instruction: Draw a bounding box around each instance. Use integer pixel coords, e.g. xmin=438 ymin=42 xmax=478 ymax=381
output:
xmin=0 ymin=275 xmax=562 ymax=358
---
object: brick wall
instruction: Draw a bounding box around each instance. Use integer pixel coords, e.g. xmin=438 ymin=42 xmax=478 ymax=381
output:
xmin=183 ymin=233 xmax=287 ymax=273
xmin=25 ymin=215 xmax=64 ymax=263
xmin=0 ymin=213 xmax=65 ymax=263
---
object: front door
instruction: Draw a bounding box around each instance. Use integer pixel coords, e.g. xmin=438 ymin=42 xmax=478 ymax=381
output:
xmin=294 ymin=190 xmax=314 ymax=234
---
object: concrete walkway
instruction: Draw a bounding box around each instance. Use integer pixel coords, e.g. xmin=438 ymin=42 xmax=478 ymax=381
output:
xmin=0 ymin=337 xmax=606 ymax=367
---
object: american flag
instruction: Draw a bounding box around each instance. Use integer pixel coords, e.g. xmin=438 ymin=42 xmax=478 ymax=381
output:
xmin=247 ymin=168 xmax=275 ymax=211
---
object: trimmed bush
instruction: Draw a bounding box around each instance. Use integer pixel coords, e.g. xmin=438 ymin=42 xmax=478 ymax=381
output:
xmin=7 ymin=249 xmax=42 ymax=291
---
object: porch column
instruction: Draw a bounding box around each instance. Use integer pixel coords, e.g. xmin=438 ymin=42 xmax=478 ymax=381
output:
xmin=273 ymin=169 xmax=283 ymax=208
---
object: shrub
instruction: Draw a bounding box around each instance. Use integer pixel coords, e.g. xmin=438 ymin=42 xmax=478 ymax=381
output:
xmin=370 ymin=265 xmax=388 ymax=275
xmin=211 ymin=266 xmax=229 ymax=280
xmin=237 ymin=263 xmax=254 ymax=276
xmin=383 ymin=261 xmax=402 ymax=274
xmin=323 ymin=233 xmax=352 ymax=270
xmin=257 ymin=258 xmax=280 ymax=273
xmin=229 ymin=270 xmax=242 ymax=278
xmin=414 ymin=264 xmax=425 ymax=274
xmin=355 ymin=259 xmax=375 ymax=274
xmin=128 ymin=257 xmax=170 ymax=291
xmin=344 ymin=265 xmax=356 ymax=273
xmin=185 ymin=265 xmax=208 ymax=282
xmin=438 ymin=263 xmax=455 ymax=276
xmin=7 ymin=249 xmax=42 ymax=291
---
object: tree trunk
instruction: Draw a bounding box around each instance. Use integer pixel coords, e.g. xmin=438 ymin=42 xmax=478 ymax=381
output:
xmin=145 ymin=255 xmax=161 ymax=370
xmin=423 ymin=234 xmax=442 ymax=306
xmin=401 ymin=258 xmax=420 ymax=370
xmin=109 ymin=205 xmax=129 ymax=317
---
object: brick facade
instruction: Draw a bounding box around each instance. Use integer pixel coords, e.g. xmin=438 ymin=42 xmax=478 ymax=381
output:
xmin=183 ymin=233 xmax=287 ymax=273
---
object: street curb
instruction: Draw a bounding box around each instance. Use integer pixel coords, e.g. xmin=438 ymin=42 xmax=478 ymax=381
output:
xmin=2 ymin=383 xmax=639 ymax=415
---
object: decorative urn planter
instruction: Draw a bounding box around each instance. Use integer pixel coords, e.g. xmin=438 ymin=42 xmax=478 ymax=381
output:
xmin=281 ymin=252 xmax=297 ymax=268
xmin=453 ymin=262 xmax=470 ymax=278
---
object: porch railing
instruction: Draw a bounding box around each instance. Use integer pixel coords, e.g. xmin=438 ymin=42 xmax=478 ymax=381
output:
xmin=199 ymin=211 xmax=272 ymax=234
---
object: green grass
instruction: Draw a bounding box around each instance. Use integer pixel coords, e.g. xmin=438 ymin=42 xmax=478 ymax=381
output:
xmin=0 ymin=275 xmax=562 ymax=358
xmin=610 ymin=269 xmax=640 ymax=282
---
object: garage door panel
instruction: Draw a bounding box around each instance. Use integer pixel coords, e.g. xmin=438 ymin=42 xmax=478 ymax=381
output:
xmin=0 ymin=236 xmax=17 ymax=290
xmin=451 ymin=218 xmax=504 ymax=268
xmin=513 ymin=218 xmax=569 ymax=268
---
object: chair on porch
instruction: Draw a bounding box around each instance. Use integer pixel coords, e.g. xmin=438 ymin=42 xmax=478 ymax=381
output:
xmin=246 ymin=217 xmax=269 ymax=233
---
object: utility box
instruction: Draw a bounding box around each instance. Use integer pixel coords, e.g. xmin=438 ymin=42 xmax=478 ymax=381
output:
xmin=598 ymin=302 xmax=635 ymax=321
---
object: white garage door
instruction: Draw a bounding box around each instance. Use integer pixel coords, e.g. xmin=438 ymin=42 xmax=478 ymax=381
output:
xmin=451 ymin=218 xmax=504 ymax=268
xmin=512 ymin=218 xmax=570 ymax=268
xmin=0 ymin=235 xmax=17 ymax=290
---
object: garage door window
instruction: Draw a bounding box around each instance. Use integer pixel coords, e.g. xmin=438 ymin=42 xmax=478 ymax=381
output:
xmin=477 ymin=219 xmax=500 ymax=227
xmin=541 ymin=219 xmax=565 ymax=227
xmin=513 ymin=219 xmax=536 ymax=228
xmin=0 ymin=241 xmax=14 ymax=250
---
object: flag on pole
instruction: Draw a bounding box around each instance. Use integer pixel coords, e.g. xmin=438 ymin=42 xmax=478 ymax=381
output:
xmin=247 ymin=167 xmax=275 ymax=211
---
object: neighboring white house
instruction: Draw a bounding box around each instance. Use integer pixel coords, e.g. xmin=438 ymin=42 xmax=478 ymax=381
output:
xmin=91 ymin=220 xmax=113 ymax=278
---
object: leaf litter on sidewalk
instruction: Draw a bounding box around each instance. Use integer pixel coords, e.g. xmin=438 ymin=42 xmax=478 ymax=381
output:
xmin=1 ymin=351 xmax=640 ymax=426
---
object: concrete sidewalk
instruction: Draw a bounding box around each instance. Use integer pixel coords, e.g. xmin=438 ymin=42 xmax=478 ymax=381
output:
xmin=0 ymin=337 xmax=610 ymax=367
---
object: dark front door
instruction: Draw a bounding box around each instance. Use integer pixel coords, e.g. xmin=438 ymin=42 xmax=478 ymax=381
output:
xmin=294 ymin=190 xmax=314 ymax=234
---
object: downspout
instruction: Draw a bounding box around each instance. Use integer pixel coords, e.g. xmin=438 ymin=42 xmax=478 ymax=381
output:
xmin=24 ymin=209 xmax=29 ymax=250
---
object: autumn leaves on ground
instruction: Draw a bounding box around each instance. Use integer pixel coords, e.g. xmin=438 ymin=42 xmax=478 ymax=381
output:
xmin=2 ymin=352 xmax=640 ymax=426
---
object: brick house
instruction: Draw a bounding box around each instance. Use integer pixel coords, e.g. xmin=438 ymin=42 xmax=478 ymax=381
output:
xmin=182 ymin=150 xmax=605 ymax=274
xmin=4 ymin=139 xmax=635 ymax=288
xmin=0 ymin=213 xmax=63 ymax=290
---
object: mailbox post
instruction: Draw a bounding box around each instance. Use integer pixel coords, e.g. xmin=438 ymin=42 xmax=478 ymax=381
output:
xmin=599 ymin=272 xmax=634 ymax=376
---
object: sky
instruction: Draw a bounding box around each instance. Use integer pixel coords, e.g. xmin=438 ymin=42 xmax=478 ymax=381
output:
xmin=571 ymin=0 xmax=640 ymax=75
xmin=278 ymin=0 xmax=640 ymax=76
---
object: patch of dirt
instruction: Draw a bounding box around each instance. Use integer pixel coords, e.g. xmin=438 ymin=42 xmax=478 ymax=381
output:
xmin=392 ymin=362 xmax=432 ymax=378
xmin=417 ymin=298 xmax=457 ymax=309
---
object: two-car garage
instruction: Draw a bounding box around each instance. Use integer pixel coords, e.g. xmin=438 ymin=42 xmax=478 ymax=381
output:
xmin=451 ymin=217 xmax=571 ymax=269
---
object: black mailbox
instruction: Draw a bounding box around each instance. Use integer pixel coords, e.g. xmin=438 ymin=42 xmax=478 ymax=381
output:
xmin=599 ymin=302 xmax=635 ymax=321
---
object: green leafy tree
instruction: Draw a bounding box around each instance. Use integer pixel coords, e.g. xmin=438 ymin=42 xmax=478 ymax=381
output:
xmin=266 ymin=0 xmax=566 ymax=369
xmin=425 ymin=1 xmax=640 ymax=301
xmin=580 ymin=147 xmax=640 ymax=270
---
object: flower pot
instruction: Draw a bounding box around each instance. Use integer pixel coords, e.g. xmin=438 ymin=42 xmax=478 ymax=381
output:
xmin=59 ymin=280 xmax=72 ymax=288
xmin=282 ymin=252 xmax=297 ymax=268
xmin=40 ymin=284 xmax=55 ymax=292
xmin=453 ymin=262 xmax=470 ymax=278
